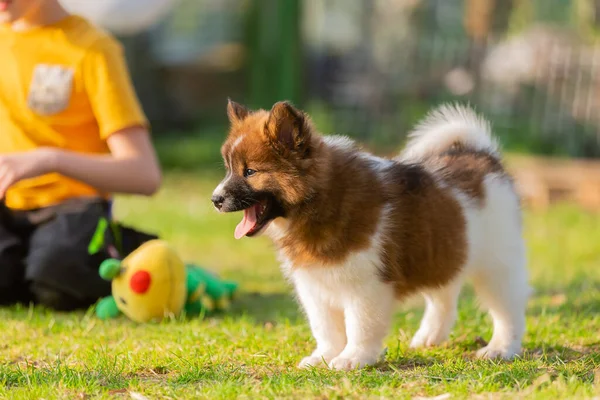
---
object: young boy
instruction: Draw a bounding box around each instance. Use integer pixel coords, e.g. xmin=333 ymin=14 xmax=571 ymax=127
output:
xmin=0 ymin=0 xmax=162 ymax=310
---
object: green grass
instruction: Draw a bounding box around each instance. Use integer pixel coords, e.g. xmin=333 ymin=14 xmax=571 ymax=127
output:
xmin=0 ymin=174 xmax=599 ymax=399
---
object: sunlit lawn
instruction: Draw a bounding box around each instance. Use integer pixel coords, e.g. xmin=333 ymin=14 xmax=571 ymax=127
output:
xmin=0 ymin=172 xmax=599 ymax=399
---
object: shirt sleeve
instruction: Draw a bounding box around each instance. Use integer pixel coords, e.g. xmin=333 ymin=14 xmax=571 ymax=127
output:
xmin=82 ymin=36 xmax=149 ymax=140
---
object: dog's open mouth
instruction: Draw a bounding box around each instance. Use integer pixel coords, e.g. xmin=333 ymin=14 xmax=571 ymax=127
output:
xmin=234 ymin=198 xmax=273 ymax=239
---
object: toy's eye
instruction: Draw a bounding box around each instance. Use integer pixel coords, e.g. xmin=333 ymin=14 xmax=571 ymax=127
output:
xmin=244 ymin=168 xmax=257 ymax=177
xmin=119 ymin=297 xmax=127 ymax=305
xmin=130 ymin=270 xmax=151 ymax=294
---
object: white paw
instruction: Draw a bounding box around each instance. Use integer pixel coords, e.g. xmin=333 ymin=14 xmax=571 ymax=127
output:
xmin=409 ymin=328 xmax=446 ymax=348
xmin=329 ymin=354 xmax=378 ymax=371
xmin=409 ymin=331 xmax=430 ymax=348
xmin=298 ymin=355 xmax=327 ymax=368
xmin=476 ymin=344 xmax=520 ymax=360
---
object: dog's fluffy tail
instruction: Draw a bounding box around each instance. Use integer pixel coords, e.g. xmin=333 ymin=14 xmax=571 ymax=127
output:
xmin=400 ymin=103 xmax=499 ymax=162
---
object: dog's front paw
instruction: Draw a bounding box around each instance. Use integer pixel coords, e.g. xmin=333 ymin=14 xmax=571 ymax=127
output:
xmin=329 ymin=353 xmax=378 ymax=371
xmin=298 ymin=356 xmax=327 ymax=368
xmin=476 ymin=344 xmax=520 ymax=360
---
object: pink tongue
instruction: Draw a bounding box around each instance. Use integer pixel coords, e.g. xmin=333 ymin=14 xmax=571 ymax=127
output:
xmin=234 ymin=206 xmax=258 ymax=239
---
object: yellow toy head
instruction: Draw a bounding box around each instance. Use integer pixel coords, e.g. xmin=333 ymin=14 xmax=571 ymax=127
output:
xmin=100 ymin=239 xmax=187 ymax=323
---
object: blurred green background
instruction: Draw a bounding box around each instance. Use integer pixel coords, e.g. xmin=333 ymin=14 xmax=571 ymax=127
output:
xmin=117 ymin=0 xmax=600 ymax=169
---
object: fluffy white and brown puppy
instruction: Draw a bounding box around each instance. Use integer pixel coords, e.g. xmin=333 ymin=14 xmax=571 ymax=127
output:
xmin=212 ymin=100 xmax=529 ymax=370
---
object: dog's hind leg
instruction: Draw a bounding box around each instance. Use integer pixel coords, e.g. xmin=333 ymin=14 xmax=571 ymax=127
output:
xmin=471 ymin=177 xmax=530 ymax=360
xmin=410 ymin=277 xmax=464 ymax=349
xmin=472 ymin=258 xmax=529 ymax=359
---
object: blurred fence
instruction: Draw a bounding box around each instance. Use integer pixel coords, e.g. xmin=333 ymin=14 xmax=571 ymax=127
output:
xmin=308 ymin=27 xmax=600 ymax=158
xmin=123 ymin=0 xmax=600 ymax=158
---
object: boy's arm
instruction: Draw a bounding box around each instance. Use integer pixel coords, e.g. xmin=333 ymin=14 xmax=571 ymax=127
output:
xmin=68 ymin=34 xmax=162 ymax=195
xmin=0 ymin=127 xmax=161 ymax=198
xmin=0 ymin=35 xmax=162 ymax=199
xmin=52 ymin=125 xmax=161 ymax=196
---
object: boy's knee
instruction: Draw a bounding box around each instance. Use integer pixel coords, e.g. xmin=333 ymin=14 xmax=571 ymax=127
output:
xmin=27 ymin=244 xmax=93 ymax=311
xmin=26 ymin=243 xmax=90 ymax=292
xmin=27 ymin=243 xmax=72 ymax=277
xmin=29 ymin=281 xmax=89 ymax=311
xmin=26 ymin=244 xmax=109 ymax=310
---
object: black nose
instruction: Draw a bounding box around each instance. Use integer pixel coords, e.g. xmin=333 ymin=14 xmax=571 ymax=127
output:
xmin=212 ymin=194 xmax=224 ymax=210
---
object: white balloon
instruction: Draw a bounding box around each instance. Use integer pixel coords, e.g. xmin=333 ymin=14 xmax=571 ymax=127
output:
xmin=60 ymin=0 xmax=178 ymax=36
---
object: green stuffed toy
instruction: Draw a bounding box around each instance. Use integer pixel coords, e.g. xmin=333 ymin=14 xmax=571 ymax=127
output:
xmin=184 ymin=265 xmax=239 ymax=315
xmin=95 ymin=239 xmax=238 ymax=323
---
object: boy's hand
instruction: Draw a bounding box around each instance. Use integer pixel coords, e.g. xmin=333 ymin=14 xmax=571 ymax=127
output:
xmin=0 ymin=149 xmax=58 ymax=198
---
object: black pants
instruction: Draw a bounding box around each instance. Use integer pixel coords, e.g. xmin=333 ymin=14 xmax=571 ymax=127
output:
xmin=0 ymin=197 xmax=156 ymax=311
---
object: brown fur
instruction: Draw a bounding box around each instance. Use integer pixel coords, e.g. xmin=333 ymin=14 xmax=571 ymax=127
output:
xmin=421 ymin=145 xmax=506 ymax=204
xmin=275 ymin=143 xmax=385 ymax=266
xmin=378 ymin=163 xmax=467 ymax=298
xmin=218 ymin=100 xmax=499 ymax=300
xmin=222 ymin=104 xmax=320 ymax=209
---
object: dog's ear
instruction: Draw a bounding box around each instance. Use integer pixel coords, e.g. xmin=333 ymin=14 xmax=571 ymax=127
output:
xmin=265 ymin=101 xmax=311 ymax=154
xmin=227 ymin=98 xmax=249 ymax=124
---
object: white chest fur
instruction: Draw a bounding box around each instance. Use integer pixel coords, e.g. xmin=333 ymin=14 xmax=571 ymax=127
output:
xmin=267 ymin=206 xmax=397 ymax=370
xmin=285 ymin=244 xmax=387 ymax=309
xmin=280 ymin=239 xmax=397 ymax=370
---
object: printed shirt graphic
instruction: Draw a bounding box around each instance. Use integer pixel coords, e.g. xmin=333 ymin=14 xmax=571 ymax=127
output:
xmin=0 ymin=16 xmax=148 ymax=210
xmin=28 ymin=64 xmax=75 ymax=116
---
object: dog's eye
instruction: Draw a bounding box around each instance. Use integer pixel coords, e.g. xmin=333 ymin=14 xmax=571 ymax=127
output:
xmin=244 ymin=168 xmax=257 ymax=177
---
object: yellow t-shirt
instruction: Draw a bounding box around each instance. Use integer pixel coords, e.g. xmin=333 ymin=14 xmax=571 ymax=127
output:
xmin=0 ymin=15 xmax=148 ymax=210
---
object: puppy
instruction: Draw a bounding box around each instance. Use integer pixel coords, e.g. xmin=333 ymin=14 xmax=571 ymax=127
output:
xmin=212 ymin=100 xmax=529 ymax=370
